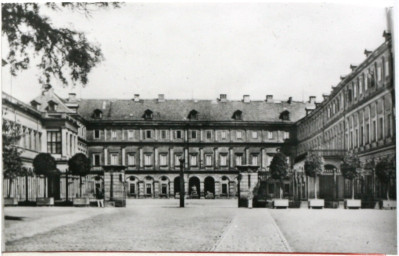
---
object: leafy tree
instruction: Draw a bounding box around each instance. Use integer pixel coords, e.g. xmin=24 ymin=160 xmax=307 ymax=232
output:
xmin=340 ymin=152 xmax=361 ymax=199
xmin=68 ymin=153 xmax=91 ymax=197
xmin=375 ymin=157 xmax=396 ymax=200
xmin=33 ymin=152 xmax=57 ymax=197
xmin=270 ymin=152 xmax=289 ymax=199
xmin=304 ymin=152 xmax=324 ymax=199
xmin=2 ymin=3 xmax=120 ymax=87
xmin=2 ymin=120 xmax=25 ymax=198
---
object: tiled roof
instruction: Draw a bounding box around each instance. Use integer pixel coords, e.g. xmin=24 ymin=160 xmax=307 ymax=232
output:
xmin=75 ymin=98 xmax=314 ymax=122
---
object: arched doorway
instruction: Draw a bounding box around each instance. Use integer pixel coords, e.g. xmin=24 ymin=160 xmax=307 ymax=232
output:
xmin=204 ymin=176 xmax=215 ymax=199
xmin=221 ymin=176 xmax=230 ymax=198
xmin=189 ymin=177 xmax=200 ymax=199
xmin=174 ymin=177 xmax=180 ymax=197
xmin=319 ymin=164 xmax=337 ymax=200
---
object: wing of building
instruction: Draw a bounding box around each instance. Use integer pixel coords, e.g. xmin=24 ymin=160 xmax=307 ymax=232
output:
xmin=2 ymin=32 xmax=395 ymax=205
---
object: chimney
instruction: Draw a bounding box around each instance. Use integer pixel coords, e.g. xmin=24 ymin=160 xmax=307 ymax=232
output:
xmin=340 ymin=75 xmax=346 ymax=81
xmin=305 ymin=108 xmax=313 ymax=116
xmin=158 ymin=94 xmax=165 ymax=102
xmin=364 ymin=49 xmax=372 ymax=57
xmin=350 ymin=65 xmax=357 ymax=71
xmin=322 ymin=94 xmax=329 ymax=100
xmin=219 ymin=94 xmax=227 ymax=102
xmin=134 ymin=94 xmax=140 ymax=102
xmin=68 ymin=93 xmax=77 ymax=102
xmin=266 ymin=95 xmax=273 ymax=102
xmin=308 ymin=96 xmax=316 ymax=104
xmin=287 ymin=97 xmax=292 ymax=104
xmin=383 ymin=30 xmax=391 ymax=41
xmin=243 ymin=95 xmax=250 ymax=103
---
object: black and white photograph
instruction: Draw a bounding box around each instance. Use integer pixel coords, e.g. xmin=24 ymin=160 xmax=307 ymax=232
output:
xmin=1 ymin=1 xmax=397 ymax=254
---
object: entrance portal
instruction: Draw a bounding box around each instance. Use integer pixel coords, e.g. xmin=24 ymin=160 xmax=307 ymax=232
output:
xmin=174 ymin=177 xmax=180 ymax=196
xmin=189 ymin=177 xmax=200 ymax=199
xmin=204 ymin=176 xmax=215 ymax=199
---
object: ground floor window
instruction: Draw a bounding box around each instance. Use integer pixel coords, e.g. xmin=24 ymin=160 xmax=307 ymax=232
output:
xmin=146 ymin=184 xmax=152 ymax=194
xmin=222 ymin=184 xmax=228 ymax=194
xmin=162 ymin=184 xmax=167 ymax=194
xmin=130 ymin=183 xmax=136 ymax=194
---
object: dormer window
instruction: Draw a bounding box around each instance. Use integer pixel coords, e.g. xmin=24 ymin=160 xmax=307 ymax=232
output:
xmin=92 ymin=109 xmax=103 ymax=119
xmin=30 ymin=100 xmax=41 ymax=110
xmin=143 ymin=109 xmax=153 ymax=120
xmin=188 ymin=110 xmax=198 ymax=120
xmin=279 ymin=110 xmax=290 ymax=121
xmin=47 ymin=100 xmax=58 ymax=112
xmin=232 ymin=110 xmax=242 ymax=120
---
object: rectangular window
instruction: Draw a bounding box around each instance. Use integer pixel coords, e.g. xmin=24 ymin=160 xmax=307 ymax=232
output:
xmin=252 ymin=131 xmax=258 ymax=139
xmin=162 ymin=184 xmax=167 ymax=194
xmin=47 ymin=131 xmax=62 ymax=154
xmin=206 ymin=131 xmax=212 ymax=139
xmin=220 ymin=154 xmax=227 ymax=166
xmin=221 ymin=130 xmax=227 ymax=139
xmin=236 ymin=130 xmax=242 ymax=139
xmin=191 ymin=131 xmax=197 ymax=139
xmin=377 ymin=66 xmax=382 ymax=81
xmin=267 ymin=131 xmax=273 ymax=139
xmin=111 ymin=130 xmax=117 ymax=139
xmin=222 ymin=184 xmax=228 ymax=194
xmin=93 ymin=154 xmax=101 ymax=166
xmin=235 ymin=154 xmax=242 ymax=166
xmin=146 ymin=184 xmax=152 ymax=194
xmin=144 ymin=154 xmax=152 ymax=166
xmin=127 ymin=154 xmax=135 ymax=166
xmin=128 ymin=130 xmax=134 ymax=139
xmin=350 ymin=131 xmax=353 ymax=149
xmin=175 ymin=154 xmax=182 ymax=166
xmin=355 ymin=129 xmax=358 ymax=147
xmin=360 ymin=126 xmax=364 ymax=145
xmin=160 ymin=154 xmax=167 ymax=166
xmin=190 ymin=154 xmax=197 ymax=166
xmin=176 ymin=130 xmax=182 ymax=139
xmin=161 ymin=130 xmax=167 ymax=139
xmin=373 ymin=120 xmax=377 ymax=141
xmin=387 ymin=114 xmax=392 ymax=137
xmin=130 ymin=183 xmax=136 ymax=194
xmin=205 ymin=155 xmax=212 ymax=166
xmin=251 ymin=154 xmax=258 ymax=165
xmin=146 ymin=130 xmax=152 ymax=139
xmin=283 ymin=131 xmax=290 ymax=139
xmin=366 ymin=123 xmax=370 ymax=144
xmin=385 ymin=60 xmax=390 ymax=76
xmin=379 ymin=117 xmax=384 ymax=140
xmin=110 ymin=153 xmax=118 ymax=165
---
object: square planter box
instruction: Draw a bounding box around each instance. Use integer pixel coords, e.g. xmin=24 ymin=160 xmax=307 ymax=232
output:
xmin=308 ymin=199 xmax=324 ymax=209
xmin=73 ymin=197 xmax=90 ymax=207
xmin=273 ymin=199 xmax=289 ymax=209
xmin=36 ymin=197 xmax=54 ymax=206
xmin=4 ymin=197 xmax=18 ymax=206
xmin=344 ymin=199 xmax=361 ymax=209
xmin=381 ymin=200 xmax=396 ymax=209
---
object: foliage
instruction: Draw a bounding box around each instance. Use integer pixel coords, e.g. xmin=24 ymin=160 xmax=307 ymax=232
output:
xmin=304 ymin=151 xmax=324 ymax=178
xmin=340 ymin=152 xmax=361 ymax=180
xmin=270 ymin=152 xmax=289 ymax=182
xmin=375 ymin=157 xmax=396 ymax=185
xmin=2 ymin=120 xmax=25 ymax=179
xmin=2 ymin=3 xmax=120 ymax=87
xmin=33 ymin=152 xmax=58 ymax=177
xmin=68 ymin=153 xmax=91 ymax=177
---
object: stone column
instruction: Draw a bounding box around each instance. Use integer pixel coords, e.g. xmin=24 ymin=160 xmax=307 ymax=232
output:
xmin=199 ymin=148 xmax=204 ymax=169
xmin=184 ymin=181 xmax=189 ymax=197
xmin=154 ymin=147 xmax=159 ymax=169
xmin=104 ymin=129 xmax=107 ymax=140
xmin=138 ymin=182 xmax=144 ymax=198
xmin=104 ymin=148 xmax=108 ymax=165
xmin=62 ymin=129 xmax=67 ymax=156
xmin=229 ymin=181 xmax=236 ymax=198
xmin=200 ymin=181 xmax=205 ymax=198
xmin=184 ymin=148 xmax=188 ymax=169
xmin=170 ymin=148 xmax=174 ymax=169
xmin=122 ymin=147 xmax=126 ymax=166
xmin=261 ymin=148 xmax=265 ymax=168
xmin=215 ymin=181 xmax=221 ymax=198
xmin=214 ymin=148 xmax=218 ymax=169
xmin=139 ymin=148 xmax=143 ymax=169
xmin=229 ymin=148 xmax=233 ymax=169
xmin=245 ymin=148 xmax=249 ymax=165
xmin=170 ymin=181 xmax=174 ymax=197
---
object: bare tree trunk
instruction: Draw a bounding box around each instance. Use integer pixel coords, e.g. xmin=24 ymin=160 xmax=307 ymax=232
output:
xmin=314 ymin=176 xmax=317 ymax=199
xmin=66 ymin=172 xmax=69 ymax=202
xmin=387 ymin=181 xmax=390 ymax=200
xmin=80 ymin=176 xmax=82 ymax=198
xmin=8 ymin=179 xmax=13 ymax=198
xmin=352 ymin=179 xmax=355 ymax=200
xmin=280 ymin=182 xmax=283 ymax=199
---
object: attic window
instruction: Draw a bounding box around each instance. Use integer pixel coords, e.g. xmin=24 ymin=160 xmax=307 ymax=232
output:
xmin=92 ymin=109 xmax=103 ymax=119
xmin=232 ymin=110 xmax=242 ymax=120
xmin=188 ymin=110 xmax=198 ymax=120
xmin=143 ymin=109 xmax=153 ymax=120
xmin=280 ymin=110 xmax=290 ymax=121
xmin=47 ymin=100 xmax=58 ymax=112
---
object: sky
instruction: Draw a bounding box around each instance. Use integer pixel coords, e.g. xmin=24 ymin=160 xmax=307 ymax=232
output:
xmin=1 ymin=1 xmax=394 ymax=103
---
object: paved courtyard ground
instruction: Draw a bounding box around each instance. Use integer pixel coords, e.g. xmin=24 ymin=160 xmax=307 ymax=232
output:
xmin=4 ymin=199 xmax=397 ymax=253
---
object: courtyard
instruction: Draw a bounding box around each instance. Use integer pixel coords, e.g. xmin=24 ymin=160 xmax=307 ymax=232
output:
xmin=4 ymin=199 xmax=397 ymax=254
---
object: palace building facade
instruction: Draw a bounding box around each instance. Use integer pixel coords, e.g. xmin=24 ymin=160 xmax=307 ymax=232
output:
xmin=2 ymin=32 xmax=395 ymax=203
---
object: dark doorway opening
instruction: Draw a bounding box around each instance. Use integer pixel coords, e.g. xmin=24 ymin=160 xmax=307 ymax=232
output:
xmin=189 ymin=177 xmax=200 ymax=199
xmin=204 ymin=176 xmax=215 ymax=199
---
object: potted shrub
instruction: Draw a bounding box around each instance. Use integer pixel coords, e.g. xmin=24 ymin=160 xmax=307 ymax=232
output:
xmin=270 ymin=152 xmax=289 ymax=209
xmin=376 ymin=157 xmax=396 ymax=209
xmin=33 ymin=153 xmax=58 ymax=206
xmin=3 ymin=121 xmax=24 ymax=206
xmin=68 ymin=153 xmax=91 ymax=206
xmin=340 ymin=153 xmax=362 ymax=209
xmin=304 ymin=152 xmax=324 ymax=209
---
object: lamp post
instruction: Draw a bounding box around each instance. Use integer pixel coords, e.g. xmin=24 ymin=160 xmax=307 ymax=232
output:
xmin=179 ymin=157 xmax=185 ymax=207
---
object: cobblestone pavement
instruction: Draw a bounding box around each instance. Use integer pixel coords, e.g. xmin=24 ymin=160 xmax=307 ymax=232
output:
xmin=4 ymin=200 xmax=397 ymax=253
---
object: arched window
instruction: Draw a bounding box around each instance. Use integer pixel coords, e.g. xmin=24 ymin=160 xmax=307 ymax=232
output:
xmin=188 ymin=110 xmax=198 ymax=120
xmin=92 ymin=109 xmax=103 ymax=119
xmin=232 ymin=110 xmax=242 ymax=120
xmin=143 ymin=109 xmax=153 ymax=120
xmin=279 ymin=110 xmax=290 ymax=121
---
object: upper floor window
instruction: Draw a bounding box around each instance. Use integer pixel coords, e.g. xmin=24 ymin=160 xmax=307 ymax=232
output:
xmin=143 ymin=109 xmax=153 ymax=120
xmin=47 ymin=100 xmax=58 ymax=112
xmin=206 ymin=131 xmax=212 ymax=140
xmin=251 ymin=154 xmax=258 ymax=166
xmin=283 ymin=131 xmax=290 ymax=139
xmin=220 ymin=154 xmax=227 ymax=166
xmin=145 ymin=130 xmax=152 ymax=139
xmin=267 ymin=131 xmax=273 ymax=139
xmin=235 ymin=154 xmax=243 ymax=166
xmin=191 ymin=130 xmax=197 ymax=139
xmin=176 ymin=130 xmax=182 ymax=139
xmin=190 ymin=154 xmax=198 ymax=166
xmin=93 ymin=153 xmax=101 ymax=166
xmin=205 ymin=155 xmax=212 ymax=166
xmin=128 ymin=130 xmax=134 ymax=139
xmin=47 ymin=131 xmax=61 ymax=154
xmin=144 ymin=154 xmax=152 ymax=166
xmin=92 ymin=109 xmax=103 ymax=119
xmin=160 ymin=154 xmax=167 ymax=166
xmin=236 ymin=130 xmax=242 ymax=139
xmin=111 ymin=130 xmax=117 ymax=139
xmin=232 ymin=110 xmax=242 ymax=120
xmin=221 ymin=130 xmax=227 ymax=139
xmin=188 ymin=110 xmax=198 ymax=120
xmin=110 ymin=153 xmax=119 ymax=165
xmin=161 ymin=130 xmax=167 ymax=139
xmin=385 ymin=59 xmax=390 ymax=77
xmin=279 ymin=110 xmax=290 ymax=121
xmin=252 ymin=131 xmax=258 ymax=139
xmin=127 ymin=153 xmax=135 ymax=166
